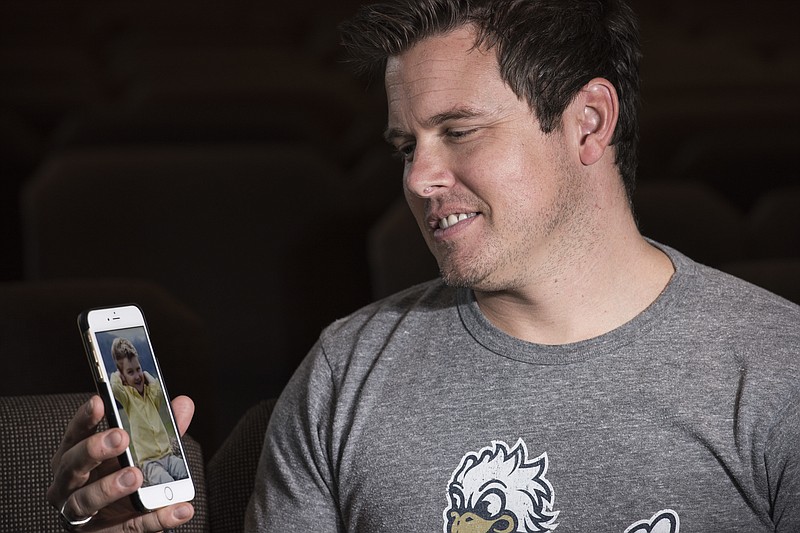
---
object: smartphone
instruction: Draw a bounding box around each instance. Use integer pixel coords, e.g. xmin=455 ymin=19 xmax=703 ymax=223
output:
xmin=78 ymin=304 xmax=195 ymax=511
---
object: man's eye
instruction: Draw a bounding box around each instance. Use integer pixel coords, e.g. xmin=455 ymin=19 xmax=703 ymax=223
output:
xmin=446 ymin=128 xmax=476 ymax=139
xmin=393 ymin=143 xmax=416 ymax=161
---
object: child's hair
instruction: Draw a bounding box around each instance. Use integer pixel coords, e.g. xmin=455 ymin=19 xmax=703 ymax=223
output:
xmin=111 ymin=337 xmax=139 ymax=369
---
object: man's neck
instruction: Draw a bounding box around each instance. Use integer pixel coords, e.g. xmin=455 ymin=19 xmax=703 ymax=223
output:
xmin=473 ymin=220 xmax=674 ymax=346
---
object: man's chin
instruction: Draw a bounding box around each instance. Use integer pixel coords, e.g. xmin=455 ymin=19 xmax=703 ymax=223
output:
xmin=441 ymin=264 xmax=512 ymax=293
xmin=435 ymin=248 xmax=489 ymax=289
xmin=440 ymin=264 xmax=484 ymax=289
xmin=441 ymin=272 xmax=471 ymax=288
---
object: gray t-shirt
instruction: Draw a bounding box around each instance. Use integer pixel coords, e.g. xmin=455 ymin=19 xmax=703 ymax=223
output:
xmin=246 ymin=244 xmax=800 ymax=532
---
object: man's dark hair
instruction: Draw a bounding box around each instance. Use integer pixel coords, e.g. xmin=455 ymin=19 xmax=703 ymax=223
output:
xmin=340 ymin=0 xmax=642 ymax=200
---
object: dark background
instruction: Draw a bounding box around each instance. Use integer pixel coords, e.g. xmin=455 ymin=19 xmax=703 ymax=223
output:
xmin=2 ymin=0 xmax=798 ymax=455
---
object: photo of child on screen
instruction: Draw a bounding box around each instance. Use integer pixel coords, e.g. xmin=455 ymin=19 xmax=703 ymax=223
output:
xmin=109 ymin=337 xmax=188 ymax=486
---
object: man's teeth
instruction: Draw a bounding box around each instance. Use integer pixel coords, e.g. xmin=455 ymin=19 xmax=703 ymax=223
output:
xmin=439 ymin=213 xmax=475 ymax=229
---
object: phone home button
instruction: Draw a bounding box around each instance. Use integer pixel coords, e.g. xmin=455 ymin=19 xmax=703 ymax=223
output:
xmin=164 ymin=487 xmax=174 ymax=501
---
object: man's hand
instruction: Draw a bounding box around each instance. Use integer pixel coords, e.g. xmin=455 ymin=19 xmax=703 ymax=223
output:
xmin=47 ymin=395 xmax=196 ymax=531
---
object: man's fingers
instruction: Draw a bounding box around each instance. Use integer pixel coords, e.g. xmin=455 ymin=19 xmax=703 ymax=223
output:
xmin=53 ymin=464 xmax=194 ymax=532
xmin=62 ymin=467 xmax=142 ymax=522
xmin=143 ymin=502 xmax=195 ymax=530
xmin=47 ymin=427 xmax=129 ymax=508
xmin=171 ymin=395 xmax=194 ymax=436
xmin=87 ymin=502 xmax=195 ymax=533
xmin=62 ymin=427 xmax=129 ymax=482
xmin=50 ymin=396 xmax=104 ymax=472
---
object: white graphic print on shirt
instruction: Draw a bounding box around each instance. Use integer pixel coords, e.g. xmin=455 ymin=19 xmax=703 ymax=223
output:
xmin=624 ymin=509 xmax=680 ymax=533
xmin=444 ymin=439 xmax=559 ymax=533
xmin=444 ymin=439 xmax=681 ymax=533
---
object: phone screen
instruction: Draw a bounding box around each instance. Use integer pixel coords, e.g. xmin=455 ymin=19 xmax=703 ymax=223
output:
xmin=94 ymin=325 xmax=189 ymax=487
xmin=81 ymin=305 xmax=194 ymax=509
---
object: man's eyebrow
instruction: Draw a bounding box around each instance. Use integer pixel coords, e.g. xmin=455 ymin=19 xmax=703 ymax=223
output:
xmin=383 ymin=106 xmax=486 ymax=143
xmin=383 ymin=126 xmax=407 ymax=144
xmin=426 ymin=106 xmax=484 ymax=127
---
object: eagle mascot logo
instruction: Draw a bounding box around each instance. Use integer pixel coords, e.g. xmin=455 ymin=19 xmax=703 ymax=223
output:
xmin=444 ymin=439 xmax=559 ymax=533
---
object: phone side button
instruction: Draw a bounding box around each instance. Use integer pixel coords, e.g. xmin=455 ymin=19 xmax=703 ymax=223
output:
xmin=164 ymin=487 xmax=174 ymax=501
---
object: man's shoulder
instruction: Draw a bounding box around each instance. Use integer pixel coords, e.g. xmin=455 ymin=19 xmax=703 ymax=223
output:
xmin=688 ymin=259 xmax=800 ymax=325
xmin=672 ymin=255 xmax=800 ymax=383
xmin=654 ymin=245 xmax=799 ymax=376
xmin=661 ymin=243 xmax=799 ymax=323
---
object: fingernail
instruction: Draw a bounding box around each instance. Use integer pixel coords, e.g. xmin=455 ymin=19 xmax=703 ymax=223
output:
xmin=174 ymin=504 xmax=192 ymax=520
xmin=85 ymin=398 xmax=95 ymax=416
xmin=119 ymin=470 xmax=137 ymax=488
xmin=105 ymin=431 xmax=123 ymax=448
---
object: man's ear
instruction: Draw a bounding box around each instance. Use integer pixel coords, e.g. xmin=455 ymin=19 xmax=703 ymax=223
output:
xmin=575 ymin=77 xmax=618 ymax=166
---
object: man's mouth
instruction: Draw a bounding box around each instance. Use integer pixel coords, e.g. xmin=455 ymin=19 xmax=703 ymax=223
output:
xmin=438 ymin=212 xmax=477 ymax=230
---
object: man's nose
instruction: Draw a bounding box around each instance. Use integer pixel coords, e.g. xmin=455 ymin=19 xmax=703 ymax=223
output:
xmin=403 ymin=145 xmax=455 ymax=198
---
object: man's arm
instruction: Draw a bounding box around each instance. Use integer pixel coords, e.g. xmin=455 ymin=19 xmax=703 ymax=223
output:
xmin=767 ymin=391 xmax=800 ymax=532
xmin=245 ymin=341 xmax=343 ymax=531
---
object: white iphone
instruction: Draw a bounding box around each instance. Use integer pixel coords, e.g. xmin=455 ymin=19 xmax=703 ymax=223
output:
xmin=78 ymin=304 xmax=195 ymax=511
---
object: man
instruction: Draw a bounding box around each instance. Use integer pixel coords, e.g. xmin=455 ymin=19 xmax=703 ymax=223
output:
xmin=109 ymin=337 xmax=188 ymax=486
xmin=48 ymin=0 xmax=798 ymax=531
xmin=246 ymin=0 xmax=799 ymax=530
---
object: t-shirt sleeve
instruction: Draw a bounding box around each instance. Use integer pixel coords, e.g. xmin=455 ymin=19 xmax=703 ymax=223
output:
xmin=766 ymin=390 xmax=800 ymax=532
xmin=245 ymin=340 xmax=342 ymax=532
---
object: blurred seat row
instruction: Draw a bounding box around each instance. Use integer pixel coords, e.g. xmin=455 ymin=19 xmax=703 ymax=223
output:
xmin=10 ymin=143 xmax=396 ymax=453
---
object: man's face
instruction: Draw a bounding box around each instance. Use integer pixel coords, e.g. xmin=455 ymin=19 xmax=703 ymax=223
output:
xmin=120 ymin=356 xmax=145 ymax=395
xmin=385 ymin=26 xmax=591 ymax=292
